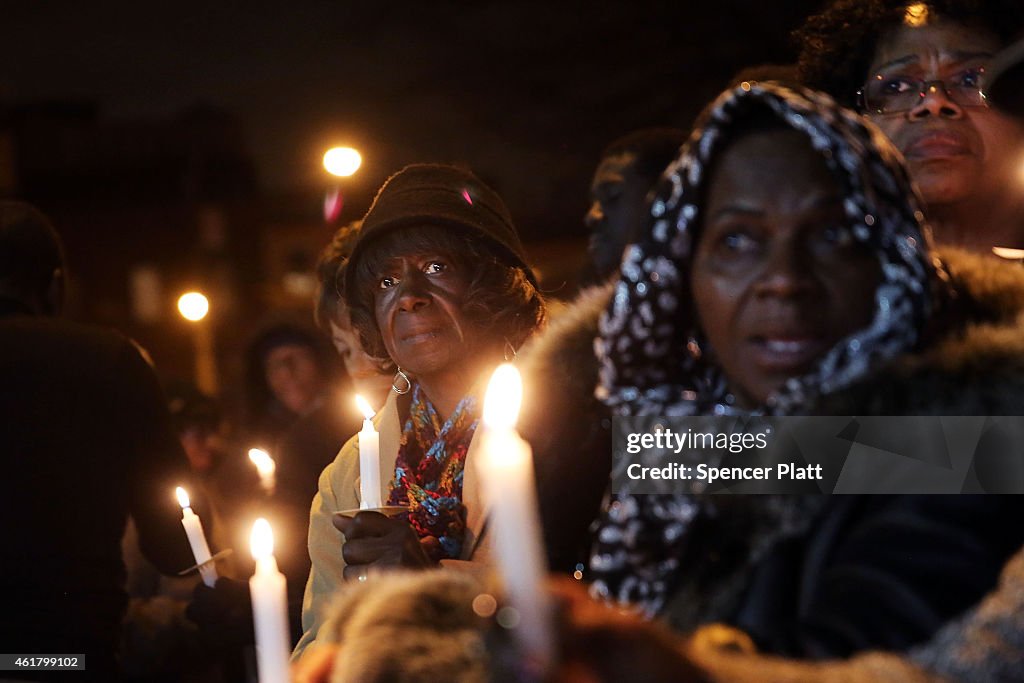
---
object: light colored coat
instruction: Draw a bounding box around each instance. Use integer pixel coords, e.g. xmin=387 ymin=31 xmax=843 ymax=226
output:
xmin=293 ymin=389 xmax=491 ymax=657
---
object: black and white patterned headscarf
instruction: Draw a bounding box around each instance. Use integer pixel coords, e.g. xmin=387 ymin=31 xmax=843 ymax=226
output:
xmin=589 ymin=83 xmax=949 ymax=616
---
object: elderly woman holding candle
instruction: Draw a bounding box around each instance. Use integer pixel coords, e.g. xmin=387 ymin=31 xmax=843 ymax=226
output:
xmin=294 ymin=163 xmax=546 ymax=656
xmin=518 ymin=82 xmax=1024 ymax=659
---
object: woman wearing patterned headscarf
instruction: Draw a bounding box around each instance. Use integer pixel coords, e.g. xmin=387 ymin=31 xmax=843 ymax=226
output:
xmin=518 ymin=82 xmax=1024 ymax=660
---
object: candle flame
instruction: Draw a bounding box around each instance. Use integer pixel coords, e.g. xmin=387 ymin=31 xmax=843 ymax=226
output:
xmin=903 ymin=2 xmax=930 ymax=27
xmin=483 ymin=363 xmax=522 ymax=429
xmin=248 ymin=448 xmax=276 ymax=476
xmin=250 ymin=518 xmax=275 ymax=560
xmin=355 ymin=394 xmax=376 ymax=420
xmin=175 ymin=486 xmax=191 ymax=509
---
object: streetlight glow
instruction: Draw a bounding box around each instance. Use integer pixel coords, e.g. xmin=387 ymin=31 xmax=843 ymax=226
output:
xmin=178 ymin=292 xmax=210 ymax=322
xmin=323 ymin=147 xmax=362 ymax=177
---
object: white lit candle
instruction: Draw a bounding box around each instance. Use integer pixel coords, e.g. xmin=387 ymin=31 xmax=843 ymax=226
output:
xmin=249 ymin=518 xmax=291 ymax=683
xmin=480 ymin=364 xmax=554 ymax=673
xmin=248 ymin=448 xmax=277 ymax=495
xmin=175 ymin=486 xmax=217 ymax=587
xmin=355 ymin=395 xmax=382 ymax=509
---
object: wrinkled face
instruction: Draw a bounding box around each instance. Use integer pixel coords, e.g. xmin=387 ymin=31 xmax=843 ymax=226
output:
xmin=264 ymin=343 xmax=324 ymax=415
xmin=371 ymin=244 xmax=485 ymax=381
xmin=866 ymin=20 xmax=1024 ymax=219
xmin=691 ymin=128 xmax=882 ymax=407
xmin=585 ymin=152 xmax=652 ymax=279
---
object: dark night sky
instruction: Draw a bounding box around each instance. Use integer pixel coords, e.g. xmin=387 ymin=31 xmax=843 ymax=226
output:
xmin=1 ymin=0 xmax=823 ymax=237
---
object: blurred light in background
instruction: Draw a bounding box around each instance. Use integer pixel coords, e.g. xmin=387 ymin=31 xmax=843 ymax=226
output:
xmin=130 ymin=265 xmax=163 ymax=323
xmin=323 ymin=147 xmax=362 ymax=177
xmin=177 ymin=291 xmax=210 ymax=322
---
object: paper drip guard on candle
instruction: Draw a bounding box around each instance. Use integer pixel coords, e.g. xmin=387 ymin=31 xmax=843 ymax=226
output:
xmin=176 ymin=550 xmax=233 ymax=577
xmin=334 ymin=506 xmax=407 ymax=518
xmin=480 ymin=363 xmax=555 ymax=676
xmin=248 ymin=448 xmax=277 ymax=495
xmin=249 ymin=518 xmax=291 ymax=683
xmin=175 ymin=486 xmax=220 ymax=587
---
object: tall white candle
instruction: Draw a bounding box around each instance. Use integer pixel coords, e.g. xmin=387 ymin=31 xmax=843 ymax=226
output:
xmin=249 ymin=518 xmax=291 ymax=683
xmin=248 ymin=448 xmax=277 ymax=495
xmin=175 ymin=486 xmax=217 ymax=587
xmin=481 ymin=364 xmax=554 ymax=674
xmin=355 ymin=395 xmax=382 ymax=509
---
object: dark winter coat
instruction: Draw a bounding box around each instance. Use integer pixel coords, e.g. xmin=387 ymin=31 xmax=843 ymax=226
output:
xmin=0 ymin=298 xmax=200 ymax=681
xmin=519 ymin=247 xmax=1024 ymax=658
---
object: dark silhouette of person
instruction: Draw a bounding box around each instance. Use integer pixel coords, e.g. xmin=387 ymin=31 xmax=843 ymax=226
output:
xmin=0 ymin=201 xmax=200 ymax=682
xmin=583 ymin=128 xmax=686 ymax=284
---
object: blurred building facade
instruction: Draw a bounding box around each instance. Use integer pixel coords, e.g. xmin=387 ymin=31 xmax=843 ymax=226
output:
xmin=0 ymin=100 xmax=307 ymax=403
xmin=0 ymin=99 xmax=588 ymax=413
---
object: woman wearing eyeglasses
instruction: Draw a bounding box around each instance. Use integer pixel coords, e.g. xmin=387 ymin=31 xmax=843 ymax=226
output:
xmin=798 ymin=0 xmax=1024 ymax=253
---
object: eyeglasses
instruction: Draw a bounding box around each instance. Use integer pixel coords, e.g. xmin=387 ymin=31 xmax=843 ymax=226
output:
xmin=857 ymin=67 xmax=987 ymax=115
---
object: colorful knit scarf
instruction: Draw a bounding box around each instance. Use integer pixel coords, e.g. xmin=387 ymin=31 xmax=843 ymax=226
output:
xmin=387 ymin=383 xmax=479 ymax=562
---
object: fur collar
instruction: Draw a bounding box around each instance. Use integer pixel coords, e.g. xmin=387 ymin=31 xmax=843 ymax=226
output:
xmin=913 ymin=247 xmax=1024 ymax=376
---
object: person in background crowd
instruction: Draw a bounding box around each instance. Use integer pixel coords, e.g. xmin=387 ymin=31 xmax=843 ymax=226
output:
xmin=162 ymin=382 xmax=238 ymax=563
xmin=273 ymin=221 xmax=393 ymax=525
xmin=185 ymin=223 xmax=397 ymax=652
xmin=121 ymin=382 xmax=239 ymax=683
xmin=520 ymin=82 xmax=1024 ymax=659
xmin=796 ymin=0 xmax=1024 ymax=252
xmin=314 ymin=220 xmax=393 ymax=409
xmin=166 ymin=382 xmax=229 ymax=477
xmin=583 ymin=128 xmax=686 ymax=284
xmin=294 ymin=163 xmax=547 ymax=658
xmin=0 ymin=201 xmax=200 ymax=681
xmin=263 ymin=221 xmax=392 ymax=642
xmin=242 ymin=322 xmax=336 ymax=449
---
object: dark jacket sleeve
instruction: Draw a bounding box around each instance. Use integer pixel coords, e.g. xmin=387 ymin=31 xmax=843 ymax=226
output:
xmin=524 ymin=389 xmax=612 ymax=575
xmin=519 ymin=287 xmax=614 ymax=575
xmin=116 ymin=339 xmax=203 ymax=575
xmin=737 ymin=495 xmax=1024 ymax=658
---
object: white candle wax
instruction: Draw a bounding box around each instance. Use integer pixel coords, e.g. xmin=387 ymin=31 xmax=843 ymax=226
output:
xmin=248 ymin=448 xmax=277 ymax=495
xmin=249 ymin=519 xmax=291 ymax=683
xmin=355 ymin=396 xmax=382 ymax=509
xmin=175 ymin=487 xmax=217 ymax=587
xmin=481 ymin=364 xmax=554 ymax=673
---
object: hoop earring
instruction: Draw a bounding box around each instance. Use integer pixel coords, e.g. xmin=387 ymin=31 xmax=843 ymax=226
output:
xmin=503 ymin=339 xmax=517 ymax=362
xmin=686 ymin=335 xmax=702 ymax=360
xmin=392 ymin=367 xmax=411 ymax=395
